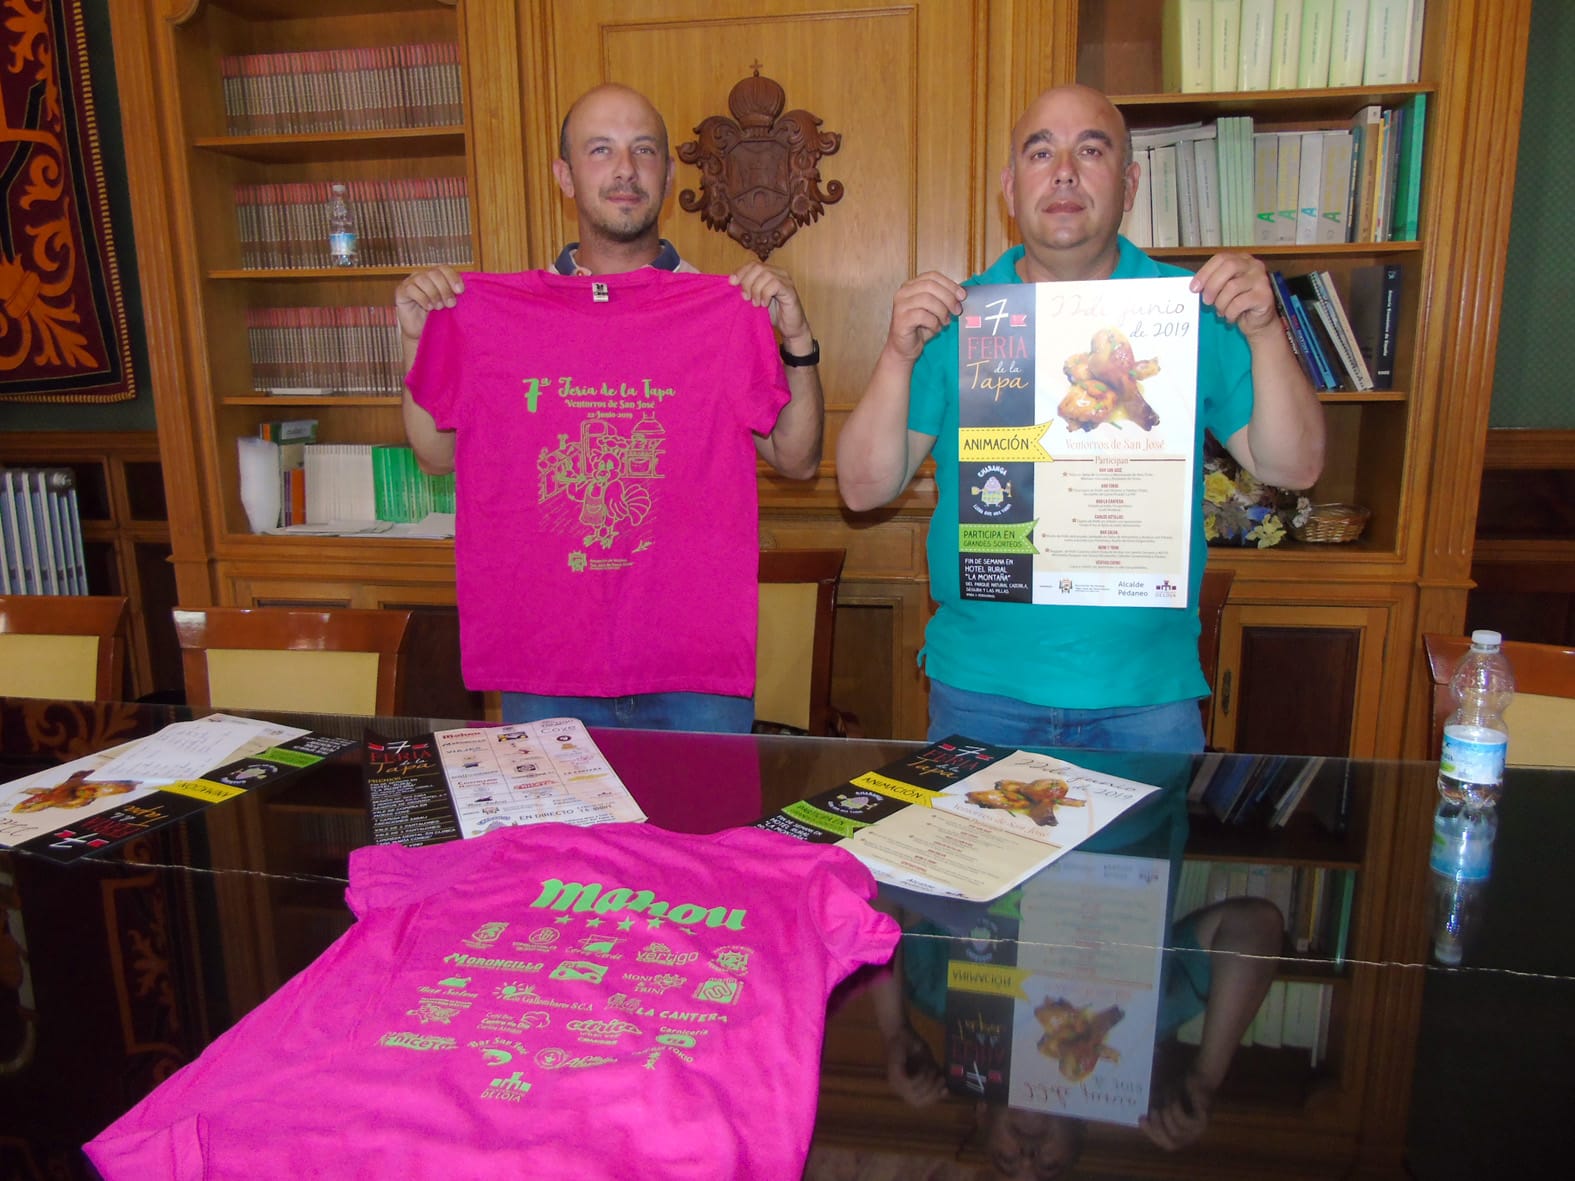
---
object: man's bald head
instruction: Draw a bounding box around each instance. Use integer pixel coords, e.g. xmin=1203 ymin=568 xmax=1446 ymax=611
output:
xmin=1008 ymin=84 xmax=1133 ymax=173
xmin=558 ymin=84 xmax=670 ymax=162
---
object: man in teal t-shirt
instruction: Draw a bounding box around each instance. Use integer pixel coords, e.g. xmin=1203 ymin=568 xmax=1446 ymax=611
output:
xmin=837 ymin=85 xmax=1326 ymax=752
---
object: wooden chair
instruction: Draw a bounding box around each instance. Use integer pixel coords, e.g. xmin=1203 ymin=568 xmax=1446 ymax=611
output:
xmin=174 ymin=606 xmax=414 ymax=717
xmin=755 ymin=549 xmax=845 ymax=736
xmin=1198 ymin=567 xmax=1235 ymax=746
xmin=1422 ymin=633 xmax=1575 ymax=768
xmin=0 ymin=595 xmax=129 ymax=702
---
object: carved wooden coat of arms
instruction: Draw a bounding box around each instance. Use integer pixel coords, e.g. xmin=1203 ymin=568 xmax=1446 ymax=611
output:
xmin=677 ymin=70 xmax=843 ymax=261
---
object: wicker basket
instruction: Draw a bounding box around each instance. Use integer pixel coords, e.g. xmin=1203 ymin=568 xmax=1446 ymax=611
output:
xmin=1291 ymin=503 xmax=1370 ymax=543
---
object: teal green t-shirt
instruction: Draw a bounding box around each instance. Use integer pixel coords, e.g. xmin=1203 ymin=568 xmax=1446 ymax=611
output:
xmin=908 ymin=240 xmax=1255 ymax=709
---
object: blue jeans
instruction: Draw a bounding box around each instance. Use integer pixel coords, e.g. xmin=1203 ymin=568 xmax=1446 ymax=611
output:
xmin=927 ymin=679 xmax=1204 ymax=753
xmin=501 ymin=691 xmax=754 ymax=734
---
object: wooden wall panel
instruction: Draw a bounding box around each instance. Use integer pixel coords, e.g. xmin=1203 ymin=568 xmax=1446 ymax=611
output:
xmin=540 ymin=0 xmax=985 ymax=431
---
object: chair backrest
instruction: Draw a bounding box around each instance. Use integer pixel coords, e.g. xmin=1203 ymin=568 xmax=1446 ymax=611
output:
xmin=756 ymin=549 xmax=844 ymax=735
xmin=174 ymin=606 xmax=414 ymax=717
xmin=0 ymin=595 xmax=129 ymax=702
xmin=1422 ymin=633 xmax=1575 ymax=768
xmin=1198 ymin=567 xmax=1235 ymax=745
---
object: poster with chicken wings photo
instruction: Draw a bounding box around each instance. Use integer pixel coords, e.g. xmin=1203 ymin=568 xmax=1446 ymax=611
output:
xmin=945 ymin=849 xmax=1169 ymax=1126
xmin=957 ymin=277 xmax=1198 ymax=608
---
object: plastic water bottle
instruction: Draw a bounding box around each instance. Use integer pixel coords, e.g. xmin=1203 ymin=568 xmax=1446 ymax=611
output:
xmin=1436 ymin=629 xmax=1514 ymax=807
xmin=1429 ymin=801 xmax=1497 ymax=965
xmin=327 ymin=183 xmax=358 ymax=267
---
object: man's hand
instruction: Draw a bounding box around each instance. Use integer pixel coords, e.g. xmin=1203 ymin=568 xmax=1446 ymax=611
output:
xmin=1190 ymin=253 xmax=1280 ymax=341
xmin=730 ymin=262 xmax=814 ymax=354
xmin=395 ymin=265 xmax=466 ymax=343
xmin=885 ymin=272 xmax=967 ymax=362
xmin=883 ymin=1021 xmax=948 ymax=1109
xmin=1139 ymin=1070 xmax=1216 ymax=1151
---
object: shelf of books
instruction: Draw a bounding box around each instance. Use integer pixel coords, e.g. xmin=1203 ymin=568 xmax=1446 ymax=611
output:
xmin=171 ymin=0 xmax=472 ymax=542
xmin=1179 ymin=747 xmax=1366 ymax=1109
xmin=1078 ymin=0 xmax=1439 ymax=563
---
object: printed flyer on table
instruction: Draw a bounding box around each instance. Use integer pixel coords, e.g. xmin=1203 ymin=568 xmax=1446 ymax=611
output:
xmin=756 ymin=737 xmax=1160 ymax=902
xmin=0 ymin=714 xmax=356 ymax=861
xmin=366 ymin=718 xmax=645 ymax=848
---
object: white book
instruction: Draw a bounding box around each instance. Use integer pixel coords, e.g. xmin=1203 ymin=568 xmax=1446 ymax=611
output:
xmin=1231 ymin=116 xmax=1258 ymax=245
xmin=1363 ymin=0 xmax=1410 ymax=83
xmin=1317 ymin=129 xmax=1354 ymax=243
xmin=1217 ymin=118 xmax=1240 ymax=244
xmin=1314 ymin=983 xmax=1334 ymax=1066
xmin=1298 ymin=0 xmax=1335 ymax=87
xmin=1274 ymin=131 xmax=1301 ymax=243
xmin=1281 ymin=982 xmax=1319 ymax=1049
xmin=1295 ymin=130 xmax=1325 ymax=242
xmin=1328 ymin=0 xmax=1369 ymax=87
xmin=1314 ymin=272 xmax=1374 ymax=389
xmin=1270 ymin=0 xmax=1304 ymax=88
xmin=1213 ymin=0 xmax=1242 ymax=91
xmin=1177 ymin=138 xmax=1202 ymax=246
xmin=1253 ymin=132 xmax=1280 ymax=245
xmin=1254 ymin=980 xmax=1287 ymax=1048
xmin=1151 ymin=144 xmax=1182 ymax=246
xmin=1309 ymin=295 xmax=1360 ymax=387
xmin=1195 ymin=136 xmax=1224 ymax=246
xmin=1266 ymin=865 xmax=1298 ymax=928
xmin=1177 ymin=859 xmax=1212 ymax=916
xmin=1163 ymin=0 xmax=1214 ymax=93
xmin=1240 ymin=118 xmax=1260 ymax=243
xmin=1238 ymin=0 xmax=1275 ymax=90
xmin=1404 ymin=0 xmax=1426 ymax=82
xmin=1122 ymin=148 xmax=1155 ymax=247
xmin=1214 ymin=120 xmax=1237 ymax=245
xmin=1131 ymin=121 xmax=1214 ymax=149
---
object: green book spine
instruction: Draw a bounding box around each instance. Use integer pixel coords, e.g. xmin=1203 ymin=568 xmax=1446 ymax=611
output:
xmin=1392 ymin=92 xmax=1426 ymax=240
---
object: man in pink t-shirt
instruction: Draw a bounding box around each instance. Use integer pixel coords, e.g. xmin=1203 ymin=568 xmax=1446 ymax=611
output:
xmin=397 ymin=84 xmax=824 ymax=732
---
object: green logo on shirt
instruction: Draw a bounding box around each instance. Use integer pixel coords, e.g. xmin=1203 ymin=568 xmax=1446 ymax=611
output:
xmin=531 ymin=878 xmax=746 ymax=931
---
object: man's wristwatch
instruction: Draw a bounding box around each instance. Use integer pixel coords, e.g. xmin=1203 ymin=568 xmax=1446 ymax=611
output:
xmin=780 ymin=339 xmax=820 ymax=367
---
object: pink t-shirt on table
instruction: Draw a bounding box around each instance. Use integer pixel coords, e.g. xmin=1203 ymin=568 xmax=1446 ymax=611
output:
xmin=86 ymin=823 xmax=899 ymax=1180
xmin=406 ymin=269 xmax=790 ymax=697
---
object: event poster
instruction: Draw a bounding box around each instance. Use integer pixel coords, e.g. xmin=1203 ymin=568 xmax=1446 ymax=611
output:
xmin=946 ymin=850 xmax=1170 ymax=1126
xmin=957 ymin=277 xmax=1199 ymax=608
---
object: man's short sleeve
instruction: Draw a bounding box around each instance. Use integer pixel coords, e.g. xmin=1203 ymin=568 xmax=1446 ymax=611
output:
xmin=907 ymin=321 xmax=958 ymax=437
xmin=405 ymin=302 xmax=466 ymax=431
xmin=1202 ymin=310 xmax=1255 ymax=442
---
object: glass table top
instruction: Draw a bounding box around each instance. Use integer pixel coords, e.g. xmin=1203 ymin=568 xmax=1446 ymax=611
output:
xmin=1 ymin=697 xmax=1568 ymax=1179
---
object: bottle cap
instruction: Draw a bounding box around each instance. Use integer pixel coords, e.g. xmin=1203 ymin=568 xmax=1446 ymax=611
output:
xmin=331 ymin=183 xmax=347 ymax=193
xmin=1470 ymin=629 xmax=1502 ymax=649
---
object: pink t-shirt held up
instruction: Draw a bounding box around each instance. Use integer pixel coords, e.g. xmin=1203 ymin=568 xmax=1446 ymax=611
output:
xmin=405 ymin=269 xmax=790 ymax=697
xmin=86 ymin=823 xmax=900 ymax=1180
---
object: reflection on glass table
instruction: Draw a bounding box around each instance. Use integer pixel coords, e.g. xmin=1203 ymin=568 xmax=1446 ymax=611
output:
xmin=0 ymin=697 xmax=1570 ymax=1180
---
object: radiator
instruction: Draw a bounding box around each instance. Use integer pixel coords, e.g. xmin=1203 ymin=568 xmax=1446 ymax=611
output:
xmin=0 ymin=467 xmax=89 ymax=595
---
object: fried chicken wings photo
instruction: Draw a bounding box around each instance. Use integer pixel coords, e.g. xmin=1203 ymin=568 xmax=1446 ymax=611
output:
xmin=10 ymin=769 xmax=136 ymax=814
xmin=1057 ymin=327 xmax=1161 ymax=432
xmin=1034 ymin=996 xmax=1125 ymax=1083
xmin=964 ymin=776 xmax=1087 ymax=827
